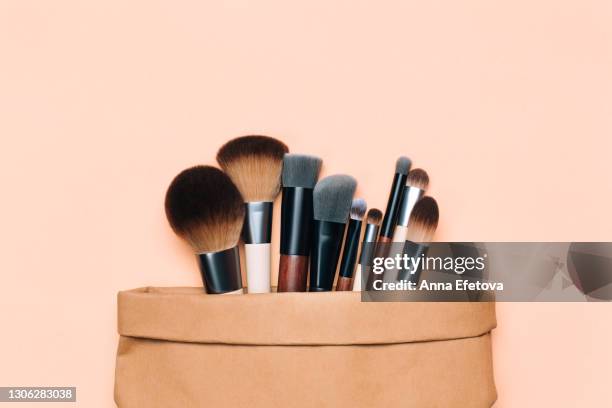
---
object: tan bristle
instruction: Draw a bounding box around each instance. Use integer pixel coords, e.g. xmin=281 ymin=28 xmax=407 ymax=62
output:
xmin=165 ymin=166 xmax=245 ymax=253
xmin=406 ymin=196 xmax=439 ymax=243
xmin=216 ymin=135 xmax=288 ymax=202
xmin=407 ymin=168 xmax=429 ymax=190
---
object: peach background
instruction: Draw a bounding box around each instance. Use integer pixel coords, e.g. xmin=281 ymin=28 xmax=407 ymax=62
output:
xmin=1 ymin=0 xmax=611 ymax=406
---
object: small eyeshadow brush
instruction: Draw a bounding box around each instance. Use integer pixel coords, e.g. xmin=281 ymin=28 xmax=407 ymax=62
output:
xmin=353 ymin=208 xmax=382 ymax=291
xmin=379 ymin=156 xmax=411 ymax=244
xmin=336 ymin=198 xmax=367 ymax=291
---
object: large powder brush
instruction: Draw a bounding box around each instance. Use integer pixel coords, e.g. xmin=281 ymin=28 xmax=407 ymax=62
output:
xmin=217 ymin=135 xmax=289 ymax=293
xmin=165 ymin=165 xmax=245 ymax=294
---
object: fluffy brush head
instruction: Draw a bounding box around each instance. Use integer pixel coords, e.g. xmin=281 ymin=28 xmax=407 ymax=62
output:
xmin=216 ymin=135 xmax=289 ymax=202
xmin=282 ymin=154 xmax=322 ymax=188
xmin=406 ymin=196 xmax=439 ymax=243
xmin=313 ymin=175 xmax=357 ymax=223
xmin=350 ymin=198 xmax=367 ymax=220
xmin=366 ymin=208 xmax=383 ymax=225
xmin=407 ymin=168 xmax=429 ymax=190
xmin=165 ymin=165 xmax=245 ymax=253
xmin=395 ymin=156 xmax=412 ymax=175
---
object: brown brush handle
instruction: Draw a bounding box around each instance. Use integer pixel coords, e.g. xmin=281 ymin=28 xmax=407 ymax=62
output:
xmin=335 ymin=276 xmax=353 ymax=291
xmin=278 ymin=254 xmax=309 ymax=292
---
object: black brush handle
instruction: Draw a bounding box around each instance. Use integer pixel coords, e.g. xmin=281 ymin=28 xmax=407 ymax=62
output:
xmin=338 ymin=219 xmax=362 ymax=278
xmin=309 ymin=220 xmax=346 ymax=291
xmin=197 ymin=246 xmax=242 ymax=294
xmin=380 ymin=173 xmax=408 ymax=238
xmin=280 ymin=187 xmax=314 ymax=256
xmin=397 ymin=241 xmax=429 ymax=283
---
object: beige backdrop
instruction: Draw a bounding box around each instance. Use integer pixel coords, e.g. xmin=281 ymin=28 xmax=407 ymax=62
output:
xmin=1 ymin=0 xmax=611 ymax=406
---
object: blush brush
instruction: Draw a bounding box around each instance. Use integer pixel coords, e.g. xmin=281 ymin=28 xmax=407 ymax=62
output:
xmin=278 ymin=154 xmax=322 ymax=292
xmin=165 ymin=165 xmax=245 ymax=294
xmin=217 ymin=135 xmax=288 ymax=293
xmin=310 ymin=175 xmax=357 ymax=292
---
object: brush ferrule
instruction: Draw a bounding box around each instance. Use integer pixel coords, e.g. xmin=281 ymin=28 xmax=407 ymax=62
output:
xmin=280 ymin=187 xmax=314 ymax=256
xmin=397 ymin=241 xmax=430 ymax=283
xmin=396 ymin=186 xmax=425 ymax=227
xmin=242 ymin=202 xmax=273 ymax=244
xmin=380 ymin=173 xmax=408 ymax=238
xmin=338 ymin=218 xmax=362 ymax=278
xmin=359 ymin=224 xmax=380 ymax=265
xmin=197 ymin=246 xmax=242 ymax=294
xmin=309 ymin=219 xmax=346 ymax=291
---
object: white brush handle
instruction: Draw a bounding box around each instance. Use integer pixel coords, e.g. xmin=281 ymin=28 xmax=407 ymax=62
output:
xmin=392 ymin=225 xmax=409 ymax=243
xmin=353 ymin=264 xmax=363 ymax=291
xmin=244 ymin=243 xmax=271 ymax=293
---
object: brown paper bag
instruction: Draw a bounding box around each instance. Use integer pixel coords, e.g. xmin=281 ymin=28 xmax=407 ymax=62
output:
xmin=115 ymin=287 xmax=497 ymax=407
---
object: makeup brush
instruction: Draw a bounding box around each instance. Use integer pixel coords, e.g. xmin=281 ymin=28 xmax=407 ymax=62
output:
xmin=379 ymin=156 xmax=411 ymax=243
xmin=310 ymin=175 xmax=357 ymax=292
xmin=217 ymin=135 xmax=288 ymax=293
xmin=397 ymin=196 xmax=439 ymax=284
xmin=165 ymin=166 xmax=245 ymax=294
xmin=336 ymin=198 xmax=367 ymax=291
xmin=353 ymin=208 xmax=382 ymax=291
xmin=392 ymin=169 xmax=429 ymax=243
xmin=278 ymin=154 xmax=322 ymax=292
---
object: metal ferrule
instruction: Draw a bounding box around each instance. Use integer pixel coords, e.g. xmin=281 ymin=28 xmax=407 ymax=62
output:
xmin=380 ymin=173 xmax=408 ymax=238
xmin=358 ymin=223 xmax=380 ymax=265
xmin=242 ymin=201 xmax=273 ymax=244
xmin=397 ymin=240 xmax=430 ymax=283
xmin=197 ymin=246 xmax=242 ymax=294
xmin=280 ymin=187 xmax=314 ymax=256
xmin=396 ymin=186 xmax=424 ymax=227
xmin=309 ymin=219 xmax=346 ymax=291
xmin=338 ymin=218 xmax=362 ymax=278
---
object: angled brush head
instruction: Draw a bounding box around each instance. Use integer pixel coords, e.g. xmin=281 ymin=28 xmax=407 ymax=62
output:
xmin=165 ymin=165 xmax=245 ymax=253
xmin=395 ymin=156 xmax=412 ymax=175
xmin=366 ymin=208 xmax=383 ymax=225
xmin=406 ymin=196 xmax=439 ymax=243
xmin=407 ymin=168 xmax=429 ymax=190
xmin=282 ymin=154 xmax=322 ymax=188
xmin=313 ymin=175 xmax=357 ymax=223
xmin=350 ymin=198 xmax=367 ymax=220
xmin=217 ymin=135 xmax=289 ymax=202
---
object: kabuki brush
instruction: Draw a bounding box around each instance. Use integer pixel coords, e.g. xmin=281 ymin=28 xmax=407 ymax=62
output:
xmin=336 ymin=199 xmax=367 ymax=291
xmin=379 ymin=156 xmax=411 ymax=244
xmin=353 ymin=208 xmax=382 ymax=291
xmin=392 ymin=169 xmax=429 ymax=242
xmin=397 ymin=196 xmax=439 ymax=284
xmin=165 ymin=166 xmax=245 ymax=294
xmin=310 ymin=175 xmax=357 ymax=292
xmin=278 ymin=154 xmax=322 ymax=292
xmin=217 ymin=135 xmax=288 ymax=293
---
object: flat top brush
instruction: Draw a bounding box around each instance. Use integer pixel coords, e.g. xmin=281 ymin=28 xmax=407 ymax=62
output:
xmin=393 ymin=168 xmax=429 ymax=242
xmin=336 ymin=198 xmax=367 ymax=291
xmin=310 ymin=174 xmax=357 ymax=291
xmin=353 ymin=208 xmax=382 ymax=291
xmin=398 ymin=196 xmax=439 ymax=283
xmin=217 ymin=135 xmax=289 ymax=293
xmin=278 ymin=154 xmax=322 ymax=292
xmin=379 ymin=156 xmax=411 ymax=243
xmin=165 ymin=165 xmax=245 ymax=294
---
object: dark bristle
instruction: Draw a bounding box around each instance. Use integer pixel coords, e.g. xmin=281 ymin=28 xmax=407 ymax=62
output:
xmin=313 ymin=175 xmax=357 ymax=223
xmin=407 ymin=196 xmax=439 ymax=243
xmin=282 ymin=154 xmax=322 ymax=188
xmin=217 ymin=135 xmax=288 ymax=164
xmin=165 ymin=165 xmax=245 ymax=253
xmin=216 ymin=135 xmax=289 ymax=201
xmin=407 ymin=168 xmax=429 ymax=190
xmin=366 ymin=208 xmax=383 ymax=225
xmin=350 ymin=198 xmax=367 ymax=220
xmin=395 ymin=156 xmax=412 ymax=175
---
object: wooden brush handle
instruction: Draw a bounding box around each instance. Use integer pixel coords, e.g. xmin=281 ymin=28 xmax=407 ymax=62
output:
xmin=352 ymin=264 xmax=363 ymax=291
xmin=278 ymin=254 xmax=308 ymax=292
xmin=335 ymin=276 xmax=353 ymax=291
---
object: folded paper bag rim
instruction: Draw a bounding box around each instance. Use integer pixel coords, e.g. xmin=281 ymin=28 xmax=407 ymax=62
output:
xmin=117 ymin=287 xmax=496 ymax=346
